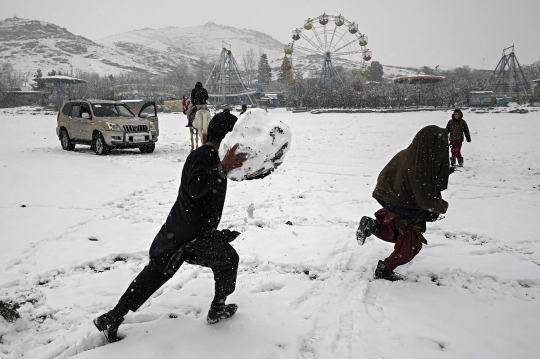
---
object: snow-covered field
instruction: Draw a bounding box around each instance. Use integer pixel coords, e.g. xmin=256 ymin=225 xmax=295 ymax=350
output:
xmin=1 ymin=107 xmax=539 ymax=358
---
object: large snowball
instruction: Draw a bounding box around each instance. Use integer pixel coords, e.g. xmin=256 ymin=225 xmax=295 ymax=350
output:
xmin=219 ymin=108 xmax=292 ymax=181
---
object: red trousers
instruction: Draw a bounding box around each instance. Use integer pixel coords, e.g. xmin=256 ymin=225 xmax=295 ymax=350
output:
xmin=374 ymin=208 xmax=427 ymax=271
xmin=450 ymin=140 xmax=463 ymax=158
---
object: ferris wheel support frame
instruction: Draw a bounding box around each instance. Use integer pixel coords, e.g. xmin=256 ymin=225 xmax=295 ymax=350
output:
xmin=319 ymin=52 xmax=342 ymax=88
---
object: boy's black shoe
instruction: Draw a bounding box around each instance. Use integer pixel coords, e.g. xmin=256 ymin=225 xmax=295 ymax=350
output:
xmin=374 ymin=260 xmax=406 ymax=281
xmin=356 ymin=216 xmax=379 ymax=245
xmin=207 ymin=302 xmax=238 ymax=324
xmin=93 ymin=309 xmax=125 ymax=343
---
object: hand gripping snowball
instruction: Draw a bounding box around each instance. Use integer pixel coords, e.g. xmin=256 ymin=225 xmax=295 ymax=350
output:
xmin=219 ymin=108 xmax=292 ymax=181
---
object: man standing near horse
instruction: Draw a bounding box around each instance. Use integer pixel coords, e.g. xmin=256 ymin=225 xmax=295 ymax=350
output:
xmin=94 ymin=116 xmax=252 ymax=343
xmin=185 ymin=82 xmax=209 ymax=127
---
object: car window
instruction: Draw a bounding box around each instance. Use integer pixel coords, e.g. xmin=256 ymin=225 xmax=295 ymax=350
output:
xmin=91 ymin=104 xmax=135 ymax=117
xmin=70 ymin=104 xmax=81 ymax=117
xmin=81 ymin=104 xmax=91 ymax=118
xmin=116 ymin=104 xmax=134 ymax=117
xmin=141 ymin=104 xmax=156 ymax=117
xmin=61 ymin=103 xmax=73 ymax=116
xmin=92 ymin=104 xmax=117 ymax=117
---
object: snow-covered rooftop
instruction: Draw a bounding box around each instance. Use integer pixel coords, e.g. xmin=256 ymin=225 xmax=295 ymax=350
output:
xmin=394 ymin=74 xmax=445 ymax=84
xmin=33 ymin=75 xmax=87 ymax=84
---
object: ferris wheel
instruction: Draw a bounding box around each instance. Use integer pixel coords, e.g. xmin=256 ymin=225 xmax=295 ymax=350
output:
xmin=283 ymin=13 xmax=372 ymax=87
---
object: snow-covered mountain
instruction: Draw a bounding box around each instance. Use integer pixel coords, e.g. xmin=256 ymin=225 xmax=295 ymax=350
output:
xmin=96 ymin=22 xmax=286 ymax=71
xmin=0 ymin=17 xmax=286 ymax=76
xmin=0 ymin=17 xmax=150 ymax=76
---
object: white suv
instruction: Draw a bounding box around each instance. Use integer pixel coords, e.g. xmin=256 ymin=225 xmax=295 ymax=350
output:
xmin=56 ymin=99 xmax=159 ymax=155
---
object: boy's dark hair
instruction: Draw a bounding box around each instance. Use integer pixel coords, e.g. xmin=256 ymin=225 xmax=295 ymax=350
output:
xmin=452 ymin=109 xmax=463 ymax=119
xmin=207 ymin=114 xmax=237 ymax=143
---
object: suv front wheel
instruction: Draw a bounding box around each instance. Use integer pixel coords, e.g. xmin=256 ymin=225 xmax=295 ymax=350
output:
xmin=60 ymin=129 xmax=76 ymax=151
xmin=139 ymin=143 xmax=155 ymax=154
xmin=94 ymin=132 xmax=111 ymax=155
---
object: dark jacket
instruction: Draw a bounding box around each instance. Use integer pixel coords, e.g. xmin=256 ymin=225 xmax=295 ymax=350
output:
xmin=446 ymin=118 xmax=471 ymax=142
xmin=191 ymin=82 xmax=208 ymax=106
xmin=149 ymin=140 xmax=273 ymax=272
xmin=373 ymin=125 xmax=450 ymax=214
xmin=150 ymin=143 xmax=226 ymax=270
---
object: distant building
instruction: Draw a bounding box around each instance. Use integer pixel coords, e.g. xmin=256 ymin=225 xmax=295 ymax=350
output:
xmin=496 ymin=97 xmax=513 ymax=107
xmin=469 ymin=91 xmax=493 ymax=106
xmin=259 ymin=93 xmax=281 ymax=107
xmin=163 ymin=100 xmax=183 ymax=113
xmin=0 ymin=89 xmax=44 ymax=108
xmin=114 ymin=84 xmax=179 ymax=104
xmin=533 ymin=79 xmax=540 ymax=95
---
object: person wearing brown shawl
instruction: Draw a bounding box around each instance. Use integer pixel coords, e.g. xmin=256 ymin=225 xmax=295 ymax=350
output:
xmin=356 ymin=125 xmax=451 ymax=281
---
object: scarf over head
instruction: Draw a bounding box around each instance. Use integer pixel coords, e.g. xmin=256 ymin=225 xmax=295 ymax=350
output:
xmin=373 ymin=125 xmax=450 ymax=214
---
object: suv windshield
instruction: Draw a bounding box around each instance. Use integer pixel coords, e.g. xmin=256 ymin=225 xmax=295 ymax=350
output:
xmin=91 ymin=104 xmax=135 ymax=117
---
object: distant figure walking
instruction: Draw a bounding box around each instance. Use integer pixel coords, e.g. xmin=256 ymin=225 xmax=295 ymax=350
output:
xmin=356 ymin=125 xmax=452 ymax=281
xmin=185 ymin=82 xmax=209 ymax=127
xmin=446 ymin=109 xmax=471 ymax=167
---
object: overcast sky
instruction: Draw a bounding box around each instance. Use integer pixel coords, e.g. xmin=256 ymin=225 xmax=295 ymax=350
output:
xmin=3 ymin=0 xmax=539 ymax=69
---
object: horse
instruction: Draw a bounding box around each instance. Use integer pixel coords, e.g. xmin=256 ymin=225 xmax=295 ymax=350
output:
xmin=190 ymin=109 xmax=212 ymax=151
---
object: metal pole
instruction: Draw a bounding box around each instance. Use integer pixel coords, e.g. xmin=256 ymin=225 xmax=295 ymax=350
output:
xmin=510 ymin=53 xmax=521 ymax=98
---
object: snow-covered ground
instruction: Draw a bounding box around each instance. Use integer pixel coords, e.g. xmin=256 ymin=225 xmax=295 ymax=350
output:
xmin=1 ymin=107 xmax=539 ymax=358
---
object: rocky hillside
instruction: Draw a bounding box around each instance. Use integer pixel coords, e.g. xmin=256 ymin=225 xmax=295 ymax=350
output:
xmin=97 ymin=22 xmax=286 ymax=69
xmin=0 ymin=17 xmax=150 ymax=75
xmin=0 ymin=17 xmax=287 ymax=77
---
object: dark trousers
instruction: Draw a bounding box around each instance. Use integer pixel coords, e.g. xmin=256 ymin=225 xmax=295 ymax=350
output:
xmin=374 ymin=208 xmax=427 ymax=271
xmin=450 ymin=140 xmax=463 ymax=158
xmin=117 ymin=234 xmax=239 ymax=312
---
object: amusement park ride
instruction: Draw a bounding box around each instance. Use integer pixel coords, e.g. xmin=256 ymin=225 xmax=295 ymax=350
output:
xmin=205 ymin=42 xmax=256 ymax=106
xmin=489 ymin=44 xmax=532 ymax=98
xmin=283 ymin=13 xmax=372 ymax=87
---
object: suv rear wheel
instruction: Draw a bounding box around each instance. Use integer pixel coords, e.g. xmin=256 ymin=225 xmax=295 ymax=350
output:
xmin=139 ymin=143 xmax=155 ymax=154
xmin=94 ymin=132 xmax=111 ymax=155
xmin=60 ymin=129 xmax=76 ymax=151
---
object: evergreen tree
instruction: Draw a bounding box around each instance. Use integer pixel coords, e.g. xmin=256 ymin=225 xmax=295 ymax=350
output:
xmin=257 ymin=54 xmax=272 ymax=84
xmin=32 ymin=69 xmax=46 ymax=90
xmin=367 ymin=61 xmax=384 ymax=82
xmin=48 ymin=70 xmax=56 ymax=76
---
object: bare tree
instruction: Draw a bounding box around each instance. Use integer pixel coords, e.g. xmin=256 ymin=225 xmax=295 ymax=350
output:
xmin=0 ymin=62 xmax=28 ymax=91
xmin=241 ymin=47 xmax=257 ymax=86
